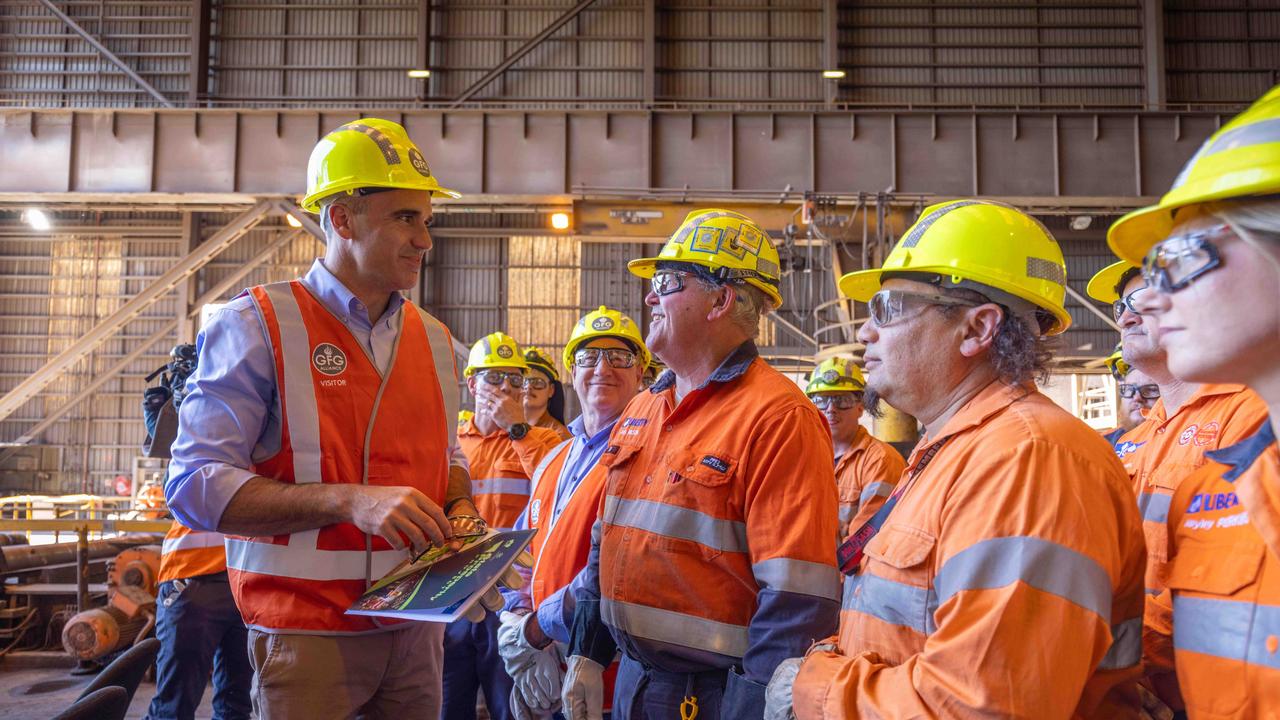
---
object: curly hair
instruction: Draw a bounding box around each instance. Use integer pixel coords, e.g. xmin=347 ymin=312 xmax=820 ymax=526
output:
xmin=937 ymin=287 xmax=1057 ymax=386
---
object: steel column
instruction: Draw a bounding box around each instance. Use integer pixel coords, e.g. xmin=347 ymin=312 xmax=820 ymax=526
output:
xmin=1142 ymin=0 xmax=1166 ymax=110
xmin=188 ymin=0 xmax=212 ymax=105
xmin=0 ymin=202 xmax=272 ymax=425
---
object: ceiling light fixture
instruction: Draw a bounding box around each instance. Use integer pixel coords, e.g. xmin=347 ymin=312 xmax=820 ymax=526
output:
xmin=550 ymin=212 xmax=571 ymax=230
xmin=25 ymin=208 xmax=51 ymax=231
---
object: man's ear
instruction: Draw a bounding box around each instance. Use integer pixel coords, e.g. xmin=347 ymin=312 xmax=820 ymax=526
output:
xmin=327 ymin=202 xmax=357 ymax=240
xmin=704 ymin=284 xmax=736 ymax=322
xmin=957 ymin=304 xmax=1003 ymax=358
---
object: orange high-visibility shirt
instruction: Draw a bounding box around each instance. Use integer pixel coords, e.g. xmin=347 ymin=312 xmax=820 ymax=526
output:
xmin=835 ymin=427 xmax=905 ymax=536
xmin=535 ymin=415 xmax=572 ymax=441
xmin=158 ymin=521 xmax=226 ymax=583
xmin=459 ymin=419 xmax=562 ymax=529
xmin=1144 ymin=419 xmax=1280 ymax=718
xmin=794 ymin=382 xmax=1147 ymax=719
xmin=1114 ymin=384 xmax=1266 ymax=595
xmin=595 ymin=345 xmax=840 ymax=685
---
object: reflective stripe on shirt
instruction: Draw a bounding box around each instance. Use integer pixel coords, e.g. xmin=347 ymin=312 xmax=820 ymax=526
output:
xmin=601 ymin=597 xmax=750 ymax=659
xmin=603 ymin=495 xmax=748 ymax=554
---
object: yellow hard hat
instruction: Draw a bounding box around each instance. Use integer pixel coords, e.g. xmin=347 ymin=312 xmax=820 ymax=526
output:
xmin=464 ymin=332 xmax=527 ymax=377
xmin=839 ymin=200 xmax=1072 ymax=335
xmin=1086 ymin=260 xmax=1140 ymax=304
xmin=522 ymin=347 xmax=560 ymax=382
xmin=563 ymin=306 xmax=650 ymax=370
xmin=1105 ymin=343 xmax=1130 ymax=381
xmin=302 ymin=118 xmax=460 ymax=213
xmin=627 ymin=209 xmax=784 ymax=308
xmin=1109 ymin=85 xmax=1280 ymax=264
xmin=458 ymin=409 xmax=475 ymax=425
xmin=805 ymin=357 xmax=866 ymax=395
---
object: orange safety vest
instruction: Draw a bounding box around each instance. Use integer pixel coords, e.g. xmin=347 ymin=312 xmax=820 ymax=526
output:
xmin=834 ymin=427 xmax=906 ymax=536
xmin=459 ymin=420 xmax=561 ymax=530
xmin=224 ymin=281 xmax=459 ymax=634
xmin=158 ymin=521 xmax=226 ymax=583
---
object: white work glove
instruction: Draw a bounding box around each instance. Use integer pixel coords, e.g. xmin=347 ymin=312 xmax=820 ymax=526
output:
xmin=763 ymin=657 xmax=802 ymax=720
xmin=509 ymin=684 xmax=556 ymax=720
xmin=497 ymin=611 xmax=563 ymax=712
xmin=559 ymin=655 xmax=605 ymax=720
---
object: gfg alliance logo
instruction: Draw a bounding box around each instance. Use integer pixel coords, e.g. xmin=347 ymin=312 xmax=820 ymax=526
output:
xmin=312 ymin=343 xmax=348 ymax=377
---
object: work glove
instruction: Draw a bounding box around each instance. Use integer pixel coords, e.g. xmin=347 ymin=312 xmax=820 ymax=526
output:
xmin=498 ymin=611 xmax=564 ymax=712
xmin=560 ymin=655 xmax=605 ymax=720
xmin=763 ymin=657 xmax=802 ymax=720
xmin=509 ymin=684 xmax=555 ymax=720
xmin=462 ymin=550 xmax=534 ymax=623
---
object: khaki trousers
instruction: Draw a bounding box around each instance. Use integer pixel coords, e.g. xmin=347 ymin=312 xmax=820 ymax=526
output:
xmin=247 ymin=623 xmax=444 ymax=720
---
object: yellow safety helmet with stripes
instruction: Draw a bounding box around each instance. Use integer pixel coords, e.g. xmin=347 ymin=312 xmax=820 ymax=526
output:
xmin=805 ymin=357 xmax=866 ymax=395
xmin=302 ymin=118 xmax=460 ymax=213
xmin=627 ymin=209 xmax=784 ymax=309
xmin=563 ymin=306 xmax=650 ymax=370
xmin=1105 ymin=343 xmax=1130 ymax=381
xmin=839 ymin=200 xmax=1072 ymax=335
xmin=522 ymin=347 xmax=560 ymax=382
xmin=1109 ymin=85 xmax=1280 ymax=264
xmin=464 ymin=332 xmax=527 ymax=377
xmin=1086 ymin=260 xmax=1141 ymax=304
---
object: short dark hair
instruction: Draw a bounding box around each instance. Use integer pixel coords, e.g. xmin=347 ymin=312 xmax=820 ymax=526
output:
xmin=1113 ymin=266 xmax=1143 ymax=298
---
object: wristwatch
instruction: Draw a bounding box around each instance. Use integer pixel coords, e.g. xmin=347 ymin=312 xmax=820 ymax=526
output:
xmin=508 ymin=422 xmax=531 ymax=440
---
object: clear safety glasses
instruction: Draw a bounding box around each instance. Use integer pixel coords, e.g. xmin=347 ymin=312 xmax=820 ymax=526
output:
xmin=477 ymin=369 xmax=525 ymax=389
xmin=867 ymin=289 xmax=981 ymax=327
xmin=811 ymin=393 xmax=864 ymax=411
xmin=1119 ymin=383 xmax=1161 ymax=400
xmin=651 ymin=271 xmax=690 ymax=297
xmin=522 ymin=376 xmax=550 ymax=390
xmin=1111 ymin=285 xmax=1152 ymax=322
xmin=1142 ymin=225 xmax=1226 ymax=294
xmin=573 ymin=347 xmax=638 ymax=369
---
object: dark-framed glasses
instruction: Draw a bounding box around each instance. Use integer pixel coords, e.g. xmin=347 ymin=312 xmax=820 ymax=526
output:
xmin=811 ymin=393 xmax=863 ymax=410
xmin=522 ymin=376 xmax=550 ymax=390
xmin=651 ymin=271 xmax=690 ymax=297
xmin=1142 ymin=225 xmax=1226 ymax=293
xmin=1119 ymin=383 xmax=1161 ymax=400
xmin=573 ymin=347 xmax=638 ymax=369
xmin=1111 ymin=285 xmax=1152 ymax=322
xmin=478 ymin=369 xmax=525 ymax=389
xmin=867 ymin=289 xmax=981 ymax=327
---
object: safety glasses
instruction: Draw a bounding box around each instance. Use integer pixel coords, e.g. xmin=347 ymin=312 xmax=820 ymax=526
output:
xmin=811 ymin=393 xmax=863 ymax=411
xmin=573 ymin=347 xmax=638 ymax=369
xmin=1111 ymin=285 xmax=1152 ymax=322
xmin=867 ymin=289 xmax=981 ymax=327
xmin=1119 ymin=383 xmax=1161 ymax=400
xmin=522 ymin=376 xmax=549 ymax=391
xmin=1142 ymin=225 xmax=1226 ymax=294
xmin=651 ymin=271 xmax=690 ymax=297
xmin=477 ymin=369 xmax=525 ymax=389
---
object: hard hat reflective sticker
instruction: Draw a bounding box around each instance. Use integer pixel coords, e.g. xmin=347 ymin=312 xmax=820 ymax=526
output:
xmin=1201 ymin=116 xmax=1280 ymax=160
xmin=408 ymin=147 xmax=432 ymax=178
xmin=312 ymin=343 xmax=349 ymax=376
xmin=344 ymin=123 xmax=400 ymax=166
xmin=1026 ymin=257 xmax=1067 ymax=286
xmin=592 ymin=317 xmax=615 ymax=331
xmin=497 ymin=344 xmax=514 ymax=359
xmin=900 ymin=200 xmax=979 ymax=249
xmin=690 ymin=226 xmax=722 ymax=253
xmin=822 ymin=370 xmax=839 ymax=383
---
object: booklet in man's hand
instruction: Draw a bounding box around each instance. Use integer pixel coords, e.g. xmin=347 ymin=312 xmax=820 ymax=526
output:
xmin=346 ymin=528 xmax=535 ymax=624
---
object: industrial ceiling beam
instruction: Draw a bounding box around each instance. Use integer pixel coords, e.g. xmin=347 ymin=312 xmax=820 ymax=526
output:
xmin=0 ymin=201 xmax=272 ymax=425
xmin=35 ymin=0 xmax=175 ymax=108
xmin=449 ymin=0 xmax=600 ymax=107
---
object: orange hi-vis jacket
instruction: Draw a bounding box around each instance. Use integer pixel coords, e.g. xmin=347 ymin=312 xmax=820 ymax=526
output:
xmin=158 ymin=521 xmax=226 ymax=583
xmin=835 ymin=426 xmax=905 ymax=535
xmin=1144 ymin=419 xmax=1280 ymax=718
xmin=592 ymin=343 xmax=841 ymax=686
xmin=526 ymin=439 xmax=605 ymax=608
xmin=458 ymin=419 xmax=562 ymax=530
xmin=1114 ymin=384 xmax=1267 ymax=595
xmin=535 ymin=415 xmax=572 ymax=442
xmin=793 ymin=382 xmax=1148 ymax=719
xmin=224 ymin=281 xmax=459 ymax=634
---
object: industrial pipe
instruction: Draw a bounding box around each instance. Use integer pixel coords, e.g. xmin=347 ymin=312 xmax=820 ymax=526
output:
xmin=0 ymin=534 xmax=160 ymax=574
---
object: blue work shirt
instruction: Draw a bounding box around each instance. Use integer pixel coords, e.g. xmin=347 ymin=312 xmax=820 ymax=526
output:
xmin=506 ymin=414 xmax=618 ymax=644
xmin=166 ymin=259 xmax=465 ymax=532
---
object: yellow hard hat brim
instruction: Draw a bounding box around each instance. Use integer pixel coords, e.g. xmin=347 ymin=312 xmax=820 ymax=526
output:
xmin=629 ymin=256 xmax=784 ymax=308
xmin=838 ymin=265 xmax=1073 ymax=336
xmin=301 ymin=180 xmax=461 ymax=214
xmin=627 ymin=257 xmax=659 ymax=279
xmin=1085 ymin=260 xmax=1136 ymax=304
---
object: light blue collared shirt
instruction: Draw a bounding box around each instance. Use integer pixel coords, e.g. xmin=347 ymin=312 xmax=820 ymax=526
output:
xmin=166 ymin=259 xmax=464 ymax=532
xmin=506 ymin=414 xmax=617 ymax=643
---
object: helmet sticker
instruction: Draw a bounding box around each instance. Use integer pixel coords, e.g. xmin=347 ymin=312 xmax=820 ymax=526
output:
xmin=592 ymin=317 xmax=615 ymax=331
xmin=497 ymin=344 xmax=514 ymax=359
xmin=343 ymin=123 xmax=400 ymax=166
xmin=408 ymin=147 xmax=431 ymax=178
xmin=822 ymin=370 xmax=839 ymax=384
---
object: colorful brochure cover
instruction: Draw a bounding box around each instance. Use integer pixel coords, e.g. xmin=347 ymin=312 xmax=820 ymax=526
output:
xmin=346 ymin=529 xmax=535 ymax=623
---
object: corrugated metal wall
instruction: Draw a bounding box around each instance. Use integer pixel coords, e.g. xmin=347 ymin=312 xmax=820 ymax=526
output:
xmin=1165 ymin=0 xmax=1280 ymax=105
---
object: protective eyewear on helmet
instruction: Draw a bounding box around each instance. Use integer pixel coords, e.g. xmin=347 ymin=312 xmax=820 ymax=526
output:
xmin=478 ymin=369 xmax=525 ymax=389
xmin=811 ymin=393 xmax=863 ymax=410
xmin=522 ymin=376 xmax=550 ymax=390
xmin=1119 ymin=383 xmax=1161 ymax=400
xmin=1111 ymin=285 xmax=1152 ymax=322
xmin=1142 ymin=225 xmax=1226 ymax=294
xmin=867 ymin=289 xmax=982 ymax=327
xmin=573 ymin=347 xmax=638 ymax=369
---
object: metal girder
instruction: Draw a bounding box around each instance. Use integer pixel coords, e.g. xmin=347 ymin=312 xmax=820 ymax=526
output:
xmin=0 ymin=201 xmax=273 ymax=426
xmin=0 ymin=108 xmax=1225 ymax=202
xmin=1142 ymin=0 xmax=1166 ymax=110
xmin=449 ymin=0 xmax=600 ymax=108
xmin=1063 ymin=284 xmax=1122 ymax=333
xmin=34 ymin=0 xmax=175 ymax=109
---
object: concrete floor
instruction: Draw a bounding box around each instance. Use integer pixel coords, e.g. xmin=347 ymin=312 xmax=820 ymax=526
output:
xmin=1 ymin=666 xmax=217 ymax=720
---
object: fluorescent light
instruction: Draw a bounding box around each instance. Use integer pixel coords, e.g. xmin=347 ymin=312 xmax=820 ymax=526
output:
xmin=407 ymin=69 xmax=431 ymax=79
xmin=822 ymin=70 xmax=846 ymax=79
xmin=285 ymin=213 xmax=303 ymax=228
xmin=25 ymin=208 xmax=51 ymax=231
xmin=550 ymin=212 xmax=571 ymax=230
